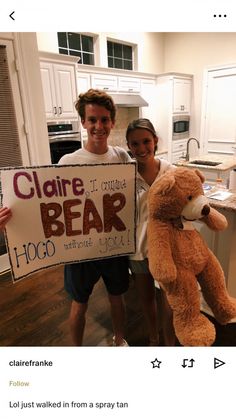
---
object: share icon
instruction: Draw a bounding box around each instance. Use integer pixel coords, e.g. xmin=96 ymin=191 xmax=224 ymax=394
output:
xmin=214 ymin=358 xmax=226 ymax=369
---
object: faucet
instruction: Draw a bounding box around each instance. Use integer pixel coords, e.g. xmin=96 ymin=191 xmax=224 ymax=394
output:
xmin=185 ymin=137 xmax=200 ymax=161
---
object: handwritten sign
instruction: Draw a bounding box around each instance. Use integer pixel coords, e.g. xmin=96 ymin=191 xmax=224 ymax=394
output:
xmin=1 ymin=163 xmax=136 ymax=282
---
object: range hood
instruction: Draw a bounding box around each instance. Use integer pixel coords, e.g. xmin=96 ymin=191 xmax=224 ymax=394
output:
xmin=110 ymin=93 xmax=148 ymax=107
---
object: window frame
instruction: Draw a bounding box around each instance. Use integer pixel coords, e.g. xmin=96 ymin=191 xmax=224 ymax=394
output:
xmin=57 ymin=32 xmax=95 ymax=65
xmin=107 ymin=40 xmax=134 ymax=71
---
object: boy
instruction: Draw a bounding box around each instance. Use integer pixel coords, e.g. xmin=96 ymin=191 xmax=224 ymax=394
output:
xmin=59 ymin=89 xmax=132 ymax=346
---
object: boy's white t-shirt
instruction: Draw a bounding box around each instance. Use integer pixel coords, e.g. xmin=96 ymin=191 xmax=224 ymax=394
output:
xmin=58 ymin=145 xmax=132 ymax=165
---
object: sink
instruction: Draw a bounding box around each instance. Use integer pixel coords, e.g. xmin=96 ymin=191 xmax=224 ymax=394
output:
xmin=189 ymin=160 xmax=222 ymax=166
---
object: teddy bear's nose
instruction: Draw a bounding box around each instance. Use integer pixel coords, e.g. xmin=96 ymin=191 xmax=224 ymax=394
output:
xmin=201 ymin=205 xmax=210 ymax=216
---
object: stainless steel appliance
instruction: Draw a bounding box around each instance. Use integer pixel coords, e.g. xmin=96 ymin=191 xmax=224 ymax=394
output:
xmin=48 ymin=120 xmax=81 ymax=163
xmin=173 ymin=114 xmax=190 ymax=140
xmin=109 ymin=93 xmax=148 ymax=107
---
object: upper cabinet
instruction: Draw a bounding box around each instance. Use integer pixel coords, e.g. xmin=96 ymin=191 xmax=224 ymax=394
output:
xmin=77 ymin=72 xmax=91 ymax=94
xmin=173 ymin=77 xmax=192 ymax=113
xmin=90 ymin=73 xmax=141 ymax=93
xmin=118 ymin=76 xmax=140 ymax=93
xmin=157 ymin=73 xmax=192 ymax=115
xmin=40 ymin=54 xmax=78 ymax=120
xmin=91 ymin=74 xmax=118 ymax=91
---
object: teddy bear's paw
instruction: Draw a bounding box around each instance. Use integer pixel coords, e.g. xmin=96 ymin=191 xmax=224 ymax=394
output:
xmin=213 ymin=298 xmax=236 ymax=325
xmin=175 ymin=314 xmax=216 ymax=346
xmin=153 ymin=265 xmax=177 ymax=284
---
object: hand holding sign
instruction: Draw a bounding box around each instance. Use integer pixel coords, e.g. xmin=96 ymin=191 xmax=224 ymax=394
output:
xmin=0 ymin=207 xmax=12 ymax=230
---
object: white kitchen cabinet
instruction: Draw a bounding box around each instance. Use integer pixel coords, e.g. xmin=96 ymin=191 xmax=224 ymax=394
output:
xmin=172 ymin=139 xmax=188 ymax=162
xmin=91 ymin=73 xmax=142 ymax=94
xmin=172 ymin=138 xmax=187 ymax=153
xmin=77 ymin=72 xmax=91 ymax=94
xmin=173 ymin=78 xmax=192 ymax=113
xmin=156 ymin=73 xmax=192 ymax=115
xmin=118 ymin=76 xmax=140 ymax=92
xmin=201 ymin=65 xmax=236 ymax=158
xmin=40 ymin=61 xmax=78 ymax=120
xmin=156 ymin=73 xmax=193 ymax=162
xmin=91 ymin=74 xmax=118 ymax=92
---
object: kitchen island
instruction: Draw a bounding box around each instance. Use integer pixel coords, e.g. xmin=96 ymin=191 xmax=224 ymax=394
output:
xmin=175 ymin=154 xmax=236 ymax=183
xmin=196 ymin=190 xmax=236 ymax=321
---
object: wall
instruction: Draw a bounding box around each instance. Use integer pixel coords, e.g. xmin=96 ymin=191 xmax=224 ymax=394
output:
xmin=36 ymin=32 xmax=164 ymax=74
xmin=163 ymin=32 xmax=236 ymax=141
xmin=109 ymin=107 xmax=139 ymax=150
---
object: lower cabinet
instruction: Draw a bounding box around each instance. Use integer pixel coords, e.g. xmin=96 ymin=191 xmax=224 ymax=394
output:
xmin=195 ymin=207 xmax=236 ymax=303
xmin=171 ymin=139 xmax=187 ymax=163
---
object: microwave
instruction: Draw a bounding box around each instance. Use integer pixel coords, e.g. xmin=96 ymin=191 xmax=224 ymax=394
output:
xmin=173 ymin=115 xmax=190 ymax=140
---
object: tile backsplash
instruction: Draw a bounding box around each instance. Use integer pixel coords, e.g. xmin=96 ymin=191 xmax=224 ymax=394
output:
xmin=109 ymin=107 xmax=139 ymax=150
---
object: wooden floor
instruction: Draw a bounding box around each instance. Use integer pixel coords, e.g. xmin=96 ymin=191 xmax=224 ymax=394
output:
xmin=0 ymin=266 xmax=236 ymax=346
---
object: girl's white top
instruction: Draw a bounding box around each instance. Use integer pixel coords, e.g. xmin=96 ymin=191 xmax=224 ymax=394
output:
xmin=58 ymin=145 xmax=132 ymax=164
xmin=130 ymin=158 xmax=174 ymax=261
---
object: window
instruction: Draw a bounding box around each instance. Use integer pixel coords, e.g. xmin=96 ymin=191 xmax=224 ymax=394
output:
xmin=57 ymin=33 xmax=94 ymax=65
xmin=107 ymin=41 xmax=133 ymax=70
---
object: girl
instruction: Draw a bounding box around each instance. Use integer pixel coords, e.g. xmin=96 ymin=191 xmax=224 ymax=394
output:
xmin=126 ymin=118 xmax=176 ymax=346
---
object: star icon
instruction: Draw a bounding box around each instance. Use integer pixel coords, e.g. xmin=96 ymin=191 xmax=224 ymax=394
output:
xmin=151 ymin=358 xmax=162 ymax=368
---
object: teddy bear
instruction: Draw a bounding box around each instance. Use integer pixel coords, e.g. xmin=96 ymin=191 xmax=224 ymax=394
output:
xmin=147 ymin=167 xmax=236 ymax=346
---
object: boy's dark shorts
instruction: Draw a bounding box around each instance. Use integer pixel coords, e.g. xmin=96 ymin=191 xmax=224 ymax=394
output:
xmin=64 ymin=256 xmax=129 ymax=303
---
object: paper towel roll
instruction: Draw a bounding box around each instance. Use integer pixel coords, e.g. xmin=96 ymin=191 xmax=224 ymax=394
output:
xmin=229 ymin=169 xmax=236 ymax=191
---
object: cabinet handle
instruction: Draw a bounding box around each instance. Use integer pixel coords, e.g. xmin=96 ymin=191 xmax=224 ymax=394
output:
xmin=58 ymin=107 xmax=62 ymax=114
xmin=54 ymin=107 xmax=57 ymax=115
xmin=128 ymin=88 xmax=133 ymax=91
xmin=103 ymin=87 xmax=109 ymax=90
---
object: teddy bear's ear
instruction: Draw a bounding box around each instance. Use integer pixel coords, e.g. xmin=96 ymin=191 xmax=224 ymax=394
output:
xmin=152 ymin=171 xmax=176 ymax=195
xmin=194 ymin=169 xmax=205 ymax=184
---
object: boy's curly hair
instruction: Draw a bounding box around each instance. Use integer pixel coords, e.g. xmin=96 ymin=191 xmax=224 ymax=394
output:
xmin=75 ymin=88 xmax=116 ymax=123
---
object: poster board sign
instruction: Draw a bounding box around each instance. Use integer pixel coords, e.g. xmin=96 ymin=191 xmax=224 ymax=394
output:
xmin=1 ymin=163 xmax=136 ymax=282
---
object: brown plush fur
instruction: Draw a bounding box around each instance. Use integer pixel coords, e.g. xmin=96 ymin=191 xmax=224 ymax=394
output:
xmin=147 ymin=167 xmax=236 ymax=346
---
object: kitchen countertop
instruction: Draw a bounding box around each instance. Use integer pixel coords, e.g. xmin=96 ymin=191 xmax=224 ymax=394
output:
xmin=208 ymin=192 xmax=236 ymax=212
xmin=205 ymin=186 xmax=236 ymax=212
xmin=175 ymin=154 xmax=236 ymax=171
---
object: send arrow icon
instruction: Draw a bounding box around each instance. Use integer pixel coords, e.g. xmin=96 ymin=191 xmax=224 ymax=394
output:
xmin=214 ymin=358 xmax=226 ymax=369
